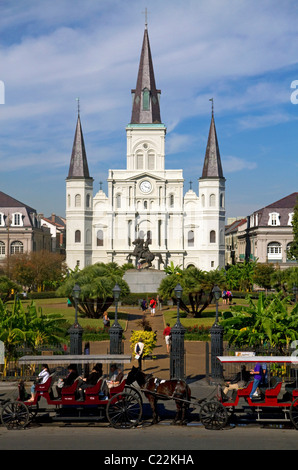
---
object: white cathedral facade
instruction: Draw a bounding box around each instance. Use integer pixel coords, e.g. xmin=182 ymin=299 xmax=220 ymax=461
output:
xmin=66 ymin=26 xmax=226 ymax=272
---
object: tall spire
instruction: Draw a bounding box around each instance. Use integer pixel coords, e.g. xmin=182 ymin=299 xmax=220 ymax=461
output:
xmin=130 ymin=26 xmax=161 ymax=124
xmin=201 ymin=102 xmax=224 ymax=179
xmin=67 ymin=113 xmax=91 ymax=179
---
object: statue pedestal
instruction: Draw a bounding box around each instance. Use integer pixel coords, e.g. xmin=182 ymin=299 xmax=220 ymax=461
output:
xmin=123 ymin=269 xmax=166 ymax=293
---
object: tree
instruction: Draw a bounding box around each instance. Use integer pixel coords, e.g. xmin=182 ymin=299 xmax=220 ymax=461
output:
xmin=220 ymin=293 xmax=298 ymax=353
xmin=253 ymin=263 xmax=275 ymax=292
xmin=288 ymin=196 xmax=298 ymax=261
xmin=8 ymin=251 xmax=67 ymax=291
xmin=158 ymin=267 xmax=225 ymax=318
xmin=56 ymin=262 xmax=130 ymax=319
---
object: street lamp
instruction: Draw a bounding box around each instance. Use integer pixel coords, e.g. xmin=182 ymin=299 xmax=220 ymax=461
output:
xmin=174 ymin=283 xmax=183 ymax=325
xmin=212 ymin=284 xmax=221 ymax=324
xmin=170 ymin=283 xmax=186 ymax=380
xmin=210 ymin=284 xmax=224 ymax=382
xmin=109 ymin=283 xmax=123 ymax=355
xmin=68 ymin=283 xmax=83 ymax=357
xmin=72 ymin=283 xmax=81 ymax=325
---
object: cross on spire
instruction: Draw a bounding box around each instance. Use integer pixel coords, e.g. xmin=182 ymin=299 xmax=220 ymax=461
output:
xmin=76 ymin=97 xmax=80 ymax=115
xmin=142 ymin=7 xmax=149 ymax=29
xmin=209 ymin=97 xmax=214 ymax=116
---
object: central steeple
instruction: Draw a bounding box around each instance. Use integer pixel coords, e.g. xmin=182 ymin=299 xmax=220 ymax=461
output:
xmin=130 ymin=26 xmax=161 ymax=124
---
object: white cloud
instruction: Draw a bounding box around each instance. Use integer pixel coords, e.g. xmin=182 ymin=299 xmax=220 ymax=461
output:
xmin=223 ymin=156 xmax=257 ymax=173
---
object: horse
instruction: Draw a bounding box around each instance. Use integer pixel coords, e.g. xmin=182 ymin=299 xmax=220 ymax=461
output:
xmin=126 ymin=366 xmax=191 ymax=425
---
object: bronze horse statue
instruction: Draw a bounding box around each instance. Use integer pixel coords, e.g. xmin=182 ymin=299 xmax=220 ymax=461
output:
xmin=126 ymin=366 xmax=191 ymax=425
xmin=129 ymin=238 xmax=164 ymax=269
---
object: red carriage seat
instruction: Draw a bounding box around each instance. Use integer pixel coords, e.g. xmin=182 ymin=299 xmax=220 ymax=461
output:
xmin=237 ymin=380 xmax=254 ymax=398
xmin=35 ymin=372 xmax=56 ymax=393
xmin=109 ymin=377 xmax=127 ymax=396
xmin=84 ymin=377 xmax=104 ymax=397
xmin=61 ymin=377 xmax=80 ymax=397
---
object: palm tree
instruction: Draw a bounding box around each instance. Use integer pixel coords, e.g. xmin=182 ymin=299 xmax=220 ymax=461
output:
xmin=57 ymin=262 xmax=130 ymax=319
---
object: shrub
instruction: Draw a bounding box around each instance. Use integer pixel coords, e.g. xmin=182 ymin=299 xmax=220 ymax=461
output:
xmin=130 ymin=330 xmax=157 ymax=357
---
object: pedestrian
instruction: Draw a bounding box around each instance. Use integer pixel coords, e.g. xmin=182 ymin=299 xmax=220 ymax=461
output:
xmin=27 ymin=364 xmax=50 ymax=402
xmin=103 ymin=312 xmax=110 ymax=328
xmin=134 ymin=340 xmax=144 ymax=369
xmin=163 ymin=323 xmax=171 ymax=353
xmin=249 ymin=363 xmax=262 ymax=399
xmin=222 ymin=365 xmax=251 ymax=398
xmin=222 ymin=290 xmax=227 ymax=304
xmin=149 ymin=297 xmax=157 ymax=316
xmin=141 ymin=298 xmax=147 ymax=312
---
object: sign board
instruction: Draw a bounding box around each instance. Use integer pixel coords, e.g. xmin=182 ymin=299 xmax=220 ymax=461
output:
xmin=235 ymin=351 xmax=255 ymax=357
xmin=0 ymin=341 xmax=4 ymax=364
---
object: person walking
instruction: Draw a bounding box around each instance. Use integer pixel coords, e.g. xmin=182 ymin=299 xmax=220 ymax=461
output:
xmin=163 ymin=323 xmax=171 ymax=353
xmin=134 ymin=340 xmax=144 ymax=369
xmin=149 ymin=297 xmax=157 ymax=316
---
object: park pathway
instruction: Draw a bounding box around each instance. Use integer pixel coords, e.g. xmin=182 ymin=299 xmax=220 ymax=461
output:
xmin=91 ymin=305 xmax=207 ymax=380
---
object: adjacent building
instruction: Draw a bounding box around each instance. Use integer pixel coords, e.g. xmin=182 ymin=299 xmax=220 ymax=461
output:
xmin=236 ymin=193 xmax=297 ymax=268
xmin=0 ymin=191 xmax=52 ymax=271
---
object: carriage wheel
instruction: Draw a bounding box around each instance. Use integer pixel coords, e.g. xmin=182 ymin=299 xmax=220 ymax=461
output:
xmin=290 ymin=398 xmax=298 ymax=429
xmin=1 ymin=401 xmax=30 ymax=430
xmin=107 ymin=392 xmax=142 ymax=429
xmin=124 ymin=385 xmax=143 ymax=405
xmin=199 ymin=400 xmax=228 ymax=430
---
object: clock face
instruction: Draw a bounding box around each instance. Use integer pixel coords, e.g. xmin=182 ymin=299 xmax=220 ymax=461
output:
xmin=140 ymin=180 xmax=152 ymax=193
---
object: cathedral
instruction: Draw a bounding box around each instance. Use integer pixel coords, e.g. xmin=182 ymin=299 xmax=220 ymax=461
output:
xmin=66 ymin=25 xmax=226 ymax=272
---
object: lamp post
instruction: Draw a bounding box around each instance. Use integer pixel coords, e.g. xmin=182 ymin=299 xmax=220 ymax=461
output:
xmin=170 ymin=283 xmax=186 ymax=380
xmin=210 ymin=284 xmax=224 ymax=382
xmin=109 ymin=283 xmax=123 ymax=355
xmin=68 ymin=283 xmax=83 ymax=357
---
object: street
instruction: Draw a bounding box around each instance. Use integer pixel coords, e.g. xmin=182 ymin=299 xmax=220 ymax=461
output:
xmin=0 ymin=420 xmax=297 ymax=452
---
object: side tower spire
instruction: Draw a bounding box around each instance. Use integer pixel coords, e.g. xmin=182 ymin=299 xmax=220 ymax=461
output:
xmin=66 ymin=106 xmax=94 ymax=270
xmin=201 ymin=100 xmax=224 ymax=179
xmin=199 ymin=100 xmax=226 ymax=270
xmin=67 ymin=110 xmax=91 ymax=179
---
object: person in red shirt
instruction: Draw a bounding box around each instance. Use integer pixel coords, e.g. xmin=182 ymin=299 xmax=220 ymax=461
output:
xmin=163 ymin=323 xmax=171 ymax=353
xmin=149 ymin=298 xmax=157 ymax=316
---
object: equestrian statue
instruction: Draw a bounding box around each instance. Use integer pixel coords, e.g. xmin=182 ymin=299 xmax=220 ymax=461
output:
xmin=127 ymin=236 xmax=164 ymax=269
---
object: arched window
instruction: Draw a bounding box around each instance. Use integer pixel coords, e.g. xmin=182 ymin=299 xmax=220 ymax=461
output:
xmin=86 ymin=194 xmax=91 ymax=208
xmin=188 ymin=230 xmax=194 ymax=247
xmin=75 ymin=194 xmax=81 ymax=207
xmin=0 ymin=241 xmax=5 ymax=256
xmin=201 ymin=194 xmax=205 ymax=207
xmin=169 ymin=194 xmax=174 ymax=208
xmin=136 ymin=151 xmax=143 ymax=169
xmin=220 ymin=193 xmax=224 ymax=208
xmin=210 ymin=230 xmax=216 ymax=243
xmin=10 ymin=241 xmax=23 ymax=254
xmin=142 ymin=88 xmax=150 ymax=110
xmin=97 ymin=230 xmax=103 ymax=247
xmin=67 ymin=194 xmax=71 ymax=207
xmin=116 ymin=194 xmax=121 ymax=209
xmin=209 ymin=194 xmax=216 ymax=207
xmin=148 ymin=151 xmax=155 ymax=170
xmin=267 ymin=242 xmax=282 ymax=260
xmin=75 ymin=230 xmax=81 ymax=243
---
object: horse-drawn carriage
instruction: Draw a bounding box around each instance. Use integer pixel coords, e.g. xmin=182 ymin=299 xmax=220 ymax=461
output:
xmin=0 ymin=354 xmax=142 ymax=430
xmin=201 ymin=356 xmax=298 ymax=430
xmin=2 ymin=355 xmax=298 ymax=431
xmin=125 ymin=356 xmax=298 ymax=430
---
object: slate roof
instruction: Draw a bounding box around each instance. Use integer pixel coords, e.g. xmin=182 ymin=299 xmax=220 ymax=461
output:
xmin=201 ymin=112 xmax=224 ymax=179
xmin=130 ymin=27 xmax=161 ymax=124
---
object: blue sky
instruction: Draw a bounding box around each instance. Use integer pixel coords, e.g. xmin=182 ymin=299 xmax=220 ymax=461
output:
xmin=0 ymin=0 xmax=297 ymax=220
